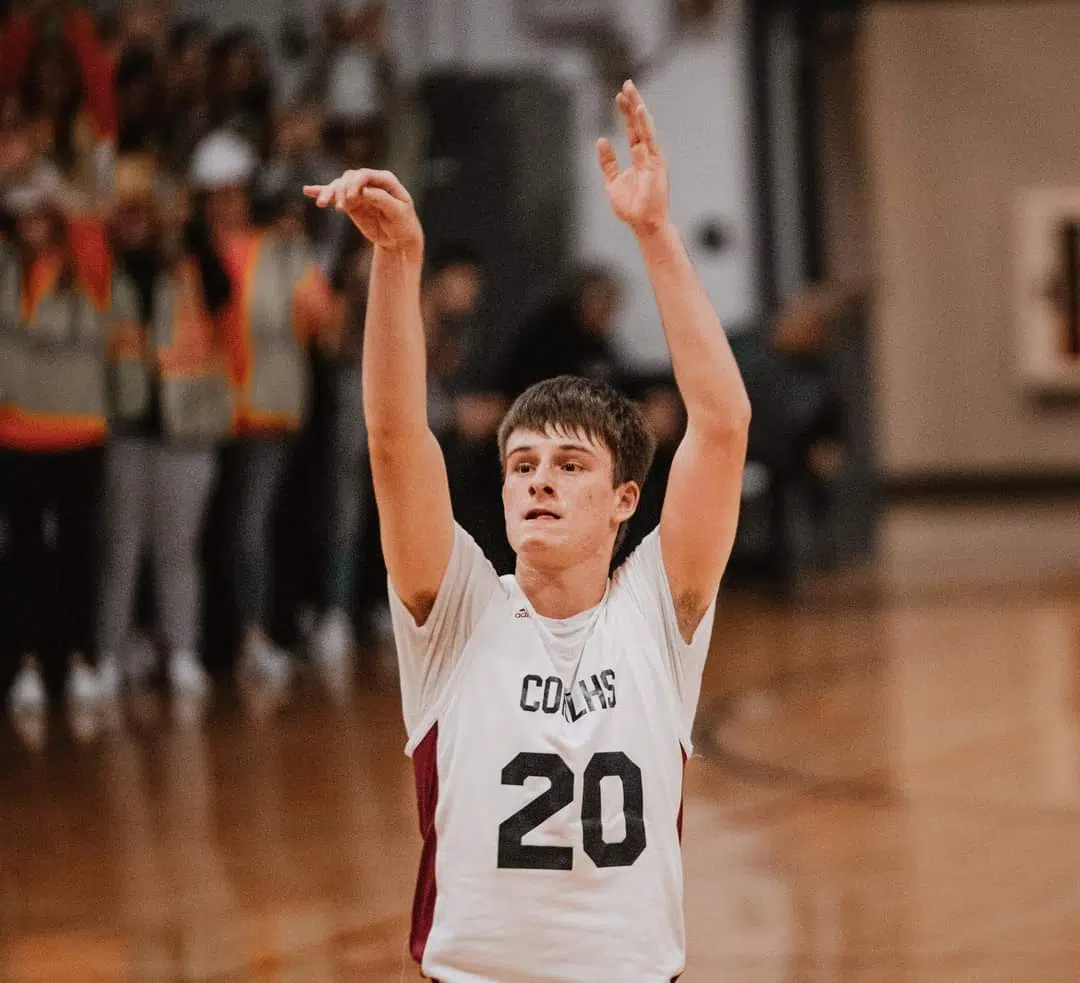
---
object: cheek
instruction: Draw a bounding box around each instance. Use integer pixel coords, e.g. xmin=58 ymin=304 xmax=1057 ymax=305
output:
xmin=570 ymin=481 xmax=616 ymax=523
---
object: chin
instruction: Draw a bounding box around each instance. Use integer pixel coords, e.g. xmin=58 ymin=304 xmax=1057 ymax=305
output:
xmin=511 ymin=523 xmax=566 ymax=557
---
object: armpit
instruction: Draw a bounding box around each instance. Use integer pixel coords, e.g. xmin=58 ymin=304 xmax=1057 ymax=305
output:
xmin=404 ymin=591 xmax=438 ymax=629
xmin=673 ymin=590 xmax=708 ymax=645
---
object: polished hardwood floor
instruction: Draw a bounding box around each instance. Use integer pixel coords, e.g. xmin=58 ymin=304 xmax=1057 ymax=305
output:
xmin=2 ymin=577 xmax=1080 ymax=982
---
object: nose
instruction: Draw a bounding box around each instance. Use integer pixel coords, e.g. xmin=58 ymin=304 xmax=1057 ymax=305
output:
xmin=528 ymin=464 xmax=555 ymax=498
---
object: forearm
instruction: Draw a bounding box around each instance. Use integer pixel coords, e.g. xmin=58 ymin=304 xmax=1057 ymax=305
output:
xmin=637 ymin=222 xmax=750 ymax=430
xmin=361 ymin=243 xmax=428 ymax=438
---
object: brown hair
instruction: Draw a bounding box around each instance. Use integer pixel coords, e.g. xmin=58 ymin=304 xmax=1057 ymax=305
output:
xmin=498 ymin=375 xmax=657 ymax=535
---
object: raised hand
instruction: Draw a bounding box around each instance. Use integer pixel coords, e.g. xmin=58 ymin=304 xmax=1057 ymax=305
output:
xmin=303 ymin=169 xmax=423 ymax=256
xmin=596 ymin=80 xmax=670 ymax=237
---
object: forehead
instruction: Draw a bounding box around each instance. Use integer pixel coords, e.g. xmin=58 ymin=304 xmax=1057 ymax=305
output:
xmin=504 ymin=426 xmax=609 ymax=457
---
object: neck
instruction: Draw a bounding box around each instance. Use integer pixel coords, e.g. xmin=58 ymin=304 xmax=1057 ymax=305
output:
xmin=515 ymin=551 xmax=611 ymax=620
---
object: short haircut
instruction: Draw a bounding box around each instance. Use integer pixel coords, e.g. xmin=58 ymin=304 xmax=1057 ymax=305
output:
xmin=498 ymin=376 xmax=657 ymax=550
xmin=498 ymin=375 xmax=656 ymax=490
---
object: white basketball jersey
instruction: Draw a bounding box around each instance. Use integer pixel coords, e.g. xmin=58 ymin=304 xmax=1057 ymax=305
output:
xmin=389 ymin=524 xmax=716 ymax=983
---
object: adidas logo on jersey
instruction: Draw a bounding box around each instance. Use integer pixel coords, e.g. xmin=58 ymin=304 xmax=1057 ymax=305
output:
xmin=515 ymin=608 xmax=529 ymax=619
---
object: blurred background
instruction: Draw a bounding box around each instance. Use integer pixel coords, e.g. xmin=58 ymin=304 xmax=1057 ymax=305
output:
xmin=1 ymin=0 xmax=1080 ymax=980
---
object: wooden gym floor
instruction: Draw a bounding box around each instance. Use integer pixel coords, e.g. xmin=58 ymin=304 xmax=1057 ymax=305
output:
xmin=1 ymin=577 xmax=1079 ymax=981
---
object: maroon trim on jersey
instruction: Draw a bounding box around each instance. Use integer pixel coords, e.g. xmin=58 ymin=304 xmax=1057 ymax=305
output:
xmin=410 ymin=723 xmax=440 ymax=967
xmin=676 ymin=746 xmax=688 ymax=843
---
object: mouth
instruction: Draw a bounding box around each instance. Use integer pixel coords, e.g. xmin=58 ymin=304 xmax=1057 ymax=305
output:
xmin=524 ymin=508 xmax=560 ymax=521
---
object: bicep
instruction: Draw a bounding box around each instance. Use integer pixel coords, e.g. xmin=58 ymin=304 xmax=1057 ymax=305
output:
xmin=369 ymin=426 xmax=456 ymax=625
xmin=658 ymin=420 xmax=748 ymax=638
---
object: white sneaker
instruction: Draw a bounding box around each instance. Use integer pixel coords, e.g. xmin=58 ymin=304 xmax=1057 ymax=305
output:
xmin=237 ymin=634 xmax=295 ymax=691
xmin=66 ymin=653 xmax=101 ymax=743
xmin=168 ymin=650 xmax=210 ymax=699
xmin=97 ymin=655 xmax=122 ymax=702
xmin=9 ymin=657 xmax=47 ymax=750
xmin=10 ymin=656 xmax=46 ymax=714
xmin=66 ymin=653 xmax=100 ymax=708
xmin=311 ymin=608 xmax=354 ymax=668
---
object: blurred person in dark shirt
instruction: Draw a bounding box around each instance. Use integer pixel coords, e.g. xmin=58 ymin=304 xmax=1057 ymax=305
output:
xmin=160 ymin=19 xmax=213 ymax=175
xmin=95 ymin=153 xmax=232 ymax=706
xmin=483 ymin=264 xmax=686 ymax=561
xmin=0 ymin=163 xmax=111 ymax=742
xmin=208 ymin=27 xmax=273 ymax=155
xmin=1 ymin=2 xmax=117 ymax=195
xmin=114 ymin=42 xmax=162 ymax=155
xmin=491 ymin=265 xmax=624 ymax=397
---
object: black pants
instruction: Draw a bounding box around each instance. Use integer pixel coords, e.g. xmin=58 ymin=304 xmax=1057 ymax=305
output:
xmin=0 ymin=447 xmax=104 ymax=693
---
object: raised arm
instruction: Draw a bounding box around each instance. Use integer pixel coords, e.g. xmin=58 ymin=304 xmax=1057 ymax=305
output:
xmin=597 ymin=82 xmax=751 ymax=641
xmin=304 ymin=169 xmax=454 ymax=624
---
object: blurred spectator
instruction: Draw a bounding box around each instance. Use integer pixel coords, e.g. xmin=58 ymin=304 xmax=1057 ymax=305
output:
xmin=160 ymin=18 xmax=213 ymax=175
xmin=293 ymin=1 xmax=395 ymax=274
xmin=308 ymin=232 xmax=371 ymax=668
xmin=480 ymin=264 xmax=686 ymax=561
xmin=188 ymin=129 xmax=342 ymax=691
xmin=208 ymin=27 xmax=274 ymax=154
xmin=410 ymin=243 xmax=514 ymax=572
xmin=253 ymin=105 xmax=339 ymax=258
xmin=491 ymin=265 xmax=626 ymax=396
xmin=0 ymin=167 xmax=110 ymax=733
xmin=292 ymin=1 xmax=391 ymax=142
xmin=114 ymin=42 xmax=162 ymax=155
xmin=95 ymin=153 xmax=231 ymax=702
xmin=767 ymin=279 xmax=854 ymax=511
xmin=423 ymin=242 xmax=486 ymax=440
xmin=1 ymin=1 xmax=117 ymax=196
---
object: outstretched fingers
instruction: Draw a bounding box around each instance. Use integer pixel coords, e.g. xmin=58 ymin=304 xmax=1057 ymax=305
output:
xmin=636 ymin=104 xmax=661 ymax=159
xmin=303 ymin=183 xmax=337 ymax=208
xmin=596 ymin=138 xmax=620 ymax=182
xmin=302 ymin=169 xmax=414 ymax=210
xmin=616 ymin=89 xmax=639 ymax=148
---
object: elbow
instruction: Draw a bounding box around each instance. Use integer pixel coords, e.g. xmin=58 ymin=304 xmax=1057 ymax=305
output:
xmin=728 ymin=391 xmax=752 ymax=432
xmin=691 ymin=393 xmax=751 ymax=440
xmin=366 ymin=417 xmax=432 ymax=457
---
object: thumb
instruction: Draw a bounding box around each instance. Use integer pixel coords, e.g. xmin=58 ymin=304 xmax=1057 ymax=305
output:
xmin=596 ymin=138 xmax=619 ymax=182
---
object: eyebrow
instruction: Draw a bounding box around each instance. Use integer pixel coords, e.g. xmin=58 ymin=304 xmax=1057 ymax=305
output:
xmin=507 ymin=443 xmax=596 ymax=456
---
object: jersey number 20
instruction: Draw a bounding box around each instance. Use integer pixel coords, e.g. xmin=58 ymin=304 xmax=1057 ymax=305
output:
xmin=497 ymin=751 xmax=646 ymax=870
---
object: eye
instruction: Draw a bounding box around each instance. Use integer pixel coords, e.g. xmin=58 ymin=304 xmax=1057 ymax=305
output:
xmin=562 ymin=462 xmax=582 ymax=473
xmin=514 ymin=462 xmax=534 ymax=474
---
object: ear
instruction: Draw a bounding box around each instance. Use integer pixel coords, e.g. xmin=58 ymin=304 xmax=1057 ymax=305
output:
xmin=613 ymin=480 xmax=640 ymax=525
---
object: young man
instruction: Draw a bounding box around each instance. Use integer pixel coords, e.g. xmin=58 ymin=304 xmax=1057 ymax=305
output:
xmin=304 ymin=81 xmax=750 ymax=983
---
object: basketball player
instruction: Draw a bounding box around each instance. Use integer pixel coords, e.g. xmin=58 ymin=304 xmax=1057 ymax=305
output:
xmin=304 ymin=81 xmax=750 ymax=982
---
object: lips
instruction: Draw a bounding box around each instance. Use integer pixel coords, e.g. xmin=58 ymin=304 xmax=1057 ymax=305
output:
xmin=525 ymin=508 xmax=560 ymax=521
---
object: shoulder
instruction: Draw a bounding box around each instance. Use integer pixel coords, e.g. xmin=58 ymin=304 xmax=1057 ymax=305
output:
xmin=611 ymin=527 xmax=713 ymax=646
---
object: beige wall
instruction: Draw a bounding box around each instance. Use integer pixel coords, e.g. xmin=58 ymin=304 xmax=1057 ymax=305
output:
xmin=862 ymin=2 xmax=1080 ymax=476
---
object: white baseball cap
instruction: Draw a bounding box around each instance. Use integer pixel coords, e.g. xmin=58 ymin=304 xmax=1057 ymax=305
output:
xmin=189 ymin=130 xmax=259 ymax=189
xmin=326 ymin=48 xmax=380 ymax=121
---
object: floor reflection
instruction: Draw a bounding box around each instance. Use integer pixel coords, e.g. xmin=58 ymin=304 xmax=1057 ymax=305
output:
xmin=2 ymin=593 xmax=1080 ymax=981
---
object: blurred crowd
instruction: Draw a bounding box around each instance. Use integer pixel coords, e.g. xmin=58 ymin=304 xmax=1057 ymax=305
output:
xmin=0 ymin=0 xmax=851 ymax=744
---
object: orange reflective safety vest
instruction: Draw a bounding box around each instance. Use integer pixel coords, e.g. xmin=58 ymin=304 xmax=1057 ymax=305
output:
xmin=106 ymin=257 xmax=232 ymax=445
xmin=219 ymin=232 xmax=342 ymax=436
xmin=0 ymin=222 xmax=111 ymax=452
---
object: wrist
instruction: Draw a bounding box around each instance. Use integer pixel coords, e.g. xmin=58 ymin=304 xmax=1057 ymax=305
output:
xmin=634 ymin=219 xmax=680 ymax=257
xmin=375 ymin=236 xmax=424 ymax=268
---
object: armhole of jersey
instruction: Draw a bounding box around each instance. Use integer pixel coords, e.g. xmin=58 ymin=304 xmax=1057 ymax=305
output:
xmin=657 ymin=543 xmax=717 ymax=758
xmin=402 ymin=599 xmax=492 ymax=757
xmin=620 ymin=528 xmax=716 ymax=757
xmin=400 ymin=561 xmax=506 ymax=757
